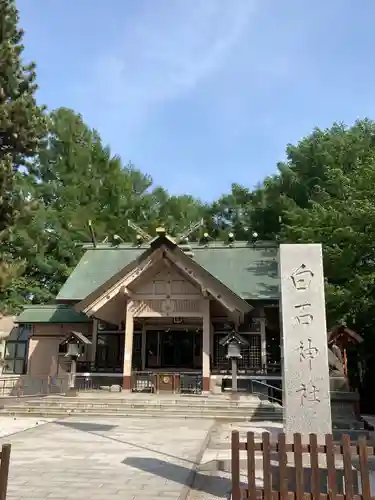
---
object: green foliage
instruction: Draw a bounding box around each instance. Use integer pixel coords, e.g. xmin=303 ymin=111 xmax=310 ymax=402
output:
xmin=3 ymin=106 xmax=207 ymax=311
xmin=207 ymin=184 xmax=252 ymax=240
xmin=244 ymin=120 xmax=375 ymax=352
xmin=279 ymin=121 xmax=375 ymax=334
xmin=0 ymin=0 xmax=46 ymax=304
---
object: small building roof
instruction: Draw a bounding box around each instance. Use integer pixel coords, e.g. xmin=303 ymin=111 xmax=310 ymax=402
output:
xmin=16 ymin=304 xmax=90 ymax=324
xmin=60 ymin=331 xmax=92 ymax=346
xmin=219 ymin=331 xmax=250 ymax=346
xmin=56 ymin=241 xmax=280 ymax=302
xmin=328 ymin=325 xmax=364 ymax=345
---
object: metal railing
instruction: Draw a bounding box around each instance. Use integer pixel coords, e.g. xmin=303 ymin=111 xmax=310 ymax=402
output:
xmin=211 ymin=362 xmax=282 ymax=376
xmin=131 ymin=372 xmax=156 ymax=393
xmin=179 ymin=373 xmax=202 ymax=394
xmin=74 ymin=374 xmax=123 ymax=391
xmin=131 ymin=371 xmax=203 ymax=394
xmin=221 ymin=377 xmax=283 ymax=404
xmin=0 ymin=376 xmax=68 ymax=397
xmin=249 ymin=379 xmax=283 ymax=405
xmin=76 ymin=361 xmax=123 ymax=374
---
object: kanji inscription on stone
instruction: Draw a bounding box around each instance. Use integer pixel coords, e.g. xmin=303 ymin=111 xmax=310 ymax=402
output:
xmin=294 ymin=302 xmax=314 ymax=325
xmin=297 ymin=338 xmax=319 ymax=370
xmin=296 ymin=382 xmax=321 ymax=406
xmin=279 ymin=243 xmax=332 ymax=444
xmin=290 ymin=264 xmax=314 ymax=291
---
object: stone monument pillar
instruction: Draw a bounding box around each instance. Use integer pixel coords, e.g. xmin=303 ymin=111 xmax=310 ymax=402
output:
xmin=279 ymin=243 xmax=332 ymax=444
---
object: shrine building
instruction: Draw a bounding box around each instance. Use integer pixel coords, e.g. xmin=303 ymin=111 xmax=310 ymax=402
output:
xmin=10 ymin=227 xmax=281 ymax=393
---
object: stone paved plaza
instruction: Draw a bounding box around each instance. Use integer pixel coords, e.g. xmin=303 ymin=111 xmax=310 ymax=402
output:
xmin=0 ymin=416 xmax=214 ymax=500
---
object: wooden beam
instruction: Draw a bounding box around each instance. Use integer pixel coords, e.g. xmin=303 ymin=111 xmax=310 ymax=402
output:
xmin=131 ymin=293 xmax=202 ymax=300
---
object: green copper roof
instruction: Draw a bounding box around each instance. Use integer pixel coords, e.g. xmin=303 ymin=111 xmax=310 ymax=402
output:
xmin=56 ymin=242 xmax=280 ymax=301
xmin=194 ymin=245 xmax=279 ymax=300
xmin=57 ymin=247 xmax=144 ymax=301
xmin=16 ymin=304 xmax=90 ymax=324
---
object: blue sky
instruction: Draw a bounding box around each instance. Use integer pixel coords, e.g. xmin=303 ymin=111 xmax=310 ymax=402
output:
xmin=17 ymin=0 xmax=375 ymax=201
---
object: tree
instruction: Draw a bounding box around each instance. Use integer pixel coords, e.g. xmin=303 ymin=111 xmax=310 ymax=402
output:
xmin=248 ymin=120 xmax=375 ymax=336
xmin=19 ymin=108 xmax=149 ymax=302
xmin=8 ymin=107 xmax=207 ymax=308
xmin=0 ymin=0 xmax=46 ymax=301
xmin=206 ymin=184 xmax=253 ymax=240
xmin=280 ymin=121 xmax=375 ymax=328
xmin=145 ymin=187 xmax=207 ymax=237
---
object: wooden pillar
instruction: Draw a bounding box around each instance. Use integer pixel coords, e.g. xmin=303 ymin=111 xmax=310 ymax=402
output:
xmin=123 ymin=301 xmax=134 ymax=391
xmin=202 ymin=299 xmax=211 ymax=393
xmin=90 ymin=318 xmax=98 ymax=364
xmin=259 ymin=314 xmax=267 ymax=372
xmin=209 ymin=322 xmax=214 ymax=362
xmin=141 ymin=323 xmax=146 ymax=371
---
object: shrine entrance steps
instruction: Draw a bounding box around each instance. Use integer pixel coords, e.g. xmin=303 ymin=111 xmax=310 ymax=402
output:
xmin=0 ymin=393 xmax=283 ymax=421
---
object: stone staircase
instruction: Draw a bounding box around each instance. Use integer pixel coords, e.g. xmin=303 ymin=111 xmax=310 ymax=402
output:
xmin=0 ymin=393 xmax=283 ymax=421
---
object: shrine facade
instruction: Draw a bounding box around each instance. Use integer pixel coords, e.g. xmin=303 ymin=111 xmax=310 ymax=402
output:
xmin=12 ymin=228 xmax=281 ymax=393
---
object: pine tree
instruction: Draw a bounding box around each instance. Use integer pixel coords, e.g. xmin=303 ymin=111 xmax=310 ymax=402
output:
xmin=0 ymin=0 xmax=46 ymax=298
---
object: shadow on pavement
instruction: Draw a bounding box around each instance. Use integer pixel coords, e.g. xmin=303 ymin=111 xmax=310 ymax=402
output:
xmin=55 ymin=420 xmax=196 ymax=464
xmin=123 ymin=456 xmax=240 ymax=497
xmin=56 ymin=421 xmax=118 ymax=432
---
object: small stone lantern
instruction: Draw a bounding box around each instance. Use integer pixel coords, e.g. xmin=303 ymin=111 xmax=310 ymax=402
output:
xmin=60 ymin=331 xmax=91 ymax=395
xmin=220 ymin=332 xmax=249 ymax=393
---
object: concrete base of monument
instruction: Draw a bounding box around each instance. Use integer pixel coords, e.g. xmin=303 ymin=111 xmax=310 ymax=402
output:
xmin=66 ymin=388 xmax=78 ymax=397
xmin=330 ymin=375 xmax=361 ymax=423
xmin=330 ymin=387 xmax=372 ymax=441
xmin=331 ymin=390 xmax=359 ymax=421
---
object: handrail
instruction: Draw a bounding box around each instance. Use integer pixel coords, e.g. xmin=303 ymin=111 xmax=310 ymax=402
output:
xmin=250 ymin=379 xmax=283 ymax=405
xmin=250 ymin=389 xmax=282 ymax=405
xmin=250 ymin=379 xmax=283 ymax=392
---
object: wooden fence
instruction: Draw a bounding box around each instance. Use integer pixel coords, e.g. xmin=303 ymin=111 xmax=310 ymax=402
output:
xmin=0 ymin=444 xmax=11 ymax=500
xmin=231 ymin=431 xmax=375 ymax=500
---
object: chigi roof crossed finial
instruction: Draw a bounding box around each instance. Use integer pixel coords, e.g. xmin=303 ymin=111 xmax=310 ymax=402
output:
xmin=127 ymin=218 xmax=204 ymax=244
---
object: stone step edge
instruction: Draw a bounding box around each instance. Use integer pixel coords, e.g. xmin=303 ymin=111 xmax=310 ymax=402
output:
xmin=2 ymin=399 xmax=277 ymax=404
xmin=0 ymin=412 xmax=282 ymax=421
xmin=2 ymin=403 xmax=282 ymax=413
xmin=4 ymin=403 xmax=278 ymax=409
xmin=0 ymin=407 xmax=282 ymax=416
xmin=19 ymin=396 xmax=268 ymax=403
xmin=0 ymin=398 xmax=281 ymax=408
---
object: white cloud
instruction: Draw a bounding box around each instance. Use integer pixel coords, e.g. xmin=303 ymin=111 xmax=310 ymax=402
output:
xmin=84 ymin=0 xmax=258 ymax=128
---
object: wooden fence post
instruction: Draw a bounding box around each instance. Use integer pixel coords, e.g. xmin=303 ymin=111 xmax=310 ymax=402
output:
xmin=0 ymin=444 xmax=11 ymax=500
xmin=231 ymin=430 xmax=240 ymax=500
xmin=231 ymin=430 xmax=375 ymax=500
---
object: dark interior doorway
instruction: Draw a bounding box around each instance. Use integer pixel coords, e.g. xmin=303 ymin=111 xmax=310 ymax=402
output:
xmin=161 ymin=330 xmax=194 ymax=368
xmin=145 ymin=330 xmax=201 ymax=369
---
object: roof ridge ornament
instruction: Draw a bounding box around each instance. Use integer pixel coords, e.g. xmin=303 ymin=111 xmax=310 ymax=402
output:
xmin=127 ymin=218 xmax=204 ymax=247
xmin=127 ymin=220 xmax=153 ymax=243
xmin=175 ymin=218 xmax=204 ymax=244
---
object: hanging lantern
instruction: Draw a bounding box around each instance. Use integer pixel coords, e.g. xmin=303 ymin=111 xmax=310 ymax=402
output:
xmin=226 ymin=340 xmax=242 ymax=359
xmin=65 ymin=343 xmax=81 ymax=357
